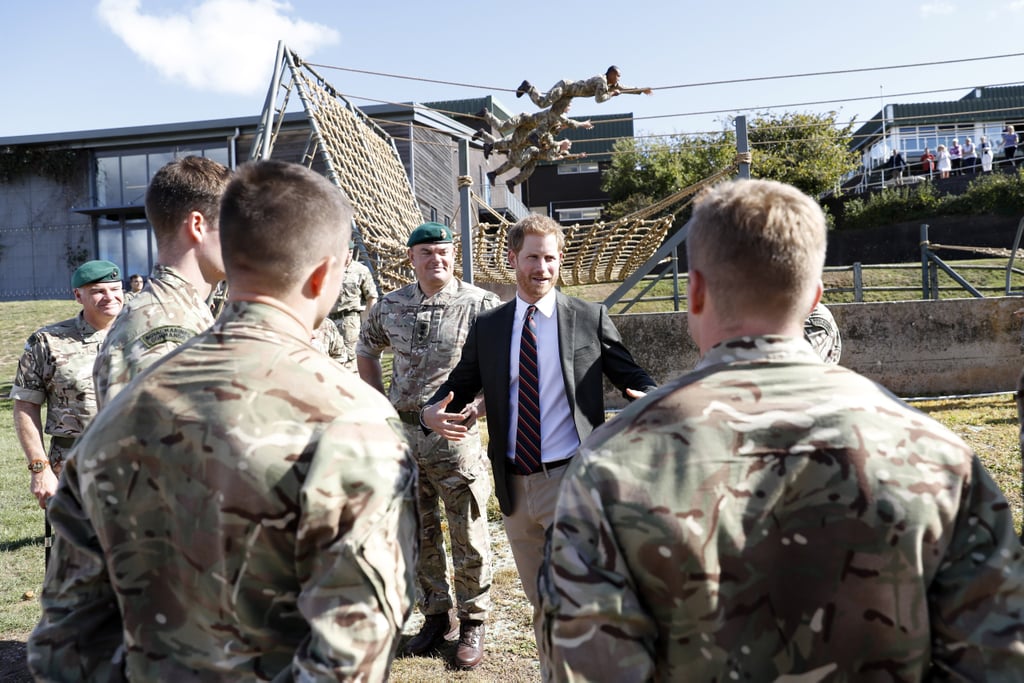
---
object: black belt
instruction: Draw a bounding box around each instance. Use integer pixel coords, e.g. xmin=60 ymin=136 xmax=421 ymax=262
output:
xmin=50 ymin=435 xmax=77 ymax=449
xmin=397 ymin=410 xmax=421 ymax=426
xmin=508 ymin=456 xmax=574 ymax=476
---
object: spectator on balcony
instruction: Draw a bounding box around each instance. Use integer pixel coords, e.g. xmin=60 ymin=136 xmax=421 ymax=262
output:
xmin=981 ymin=136 xmax=994 ymax=173
xmin=919 ymin=147 xmax=936 ymax=177
xmin=935 ymin=144 xmax=951 ymax=179
xmin=962 ymin=137 xmax=977 ymax=174
xmin=949 ymin=139 xmax=962 ymax=175
xmin=1001 ymin=125 xmax=1018 ymax=170
xmin=888 ymin=149 xmax=907 ymax=186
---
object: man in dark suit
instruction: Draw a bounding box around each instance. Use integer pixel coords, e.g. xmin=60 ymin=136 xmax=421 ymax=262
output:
xmin=422 ymin=213 xmax=655 ymax=674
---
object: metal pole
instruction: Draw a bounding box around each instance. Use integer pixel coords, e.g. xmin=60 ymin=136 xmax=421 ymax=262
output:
xmin=736 ymin=115 xmax=750 ymax=180
xmin=920 ymin=224 xmax=930 ymax=299
xmin=457 ymin=139 xmax=474 ymax=283
xmin=853 ymin=262 xmax=863 ymax=302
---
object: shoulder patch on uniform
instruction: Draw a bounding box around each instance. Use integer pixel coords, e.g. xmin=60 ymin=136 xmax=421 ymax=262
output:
xmin=138 ymin=326 xmax=193 ymax=349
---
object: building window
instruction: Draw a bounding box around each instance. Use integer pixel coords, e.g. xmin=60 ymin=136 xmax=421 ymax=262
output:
xmin=557 ymin=161 xmax=600 ymax=175
xmin=91 ymin=142 xmax=228 ymax=275
xmin=94 ymin=144 xmax=229 ymax=208
xmin=555 ymin=206 xmax=603 ymax=222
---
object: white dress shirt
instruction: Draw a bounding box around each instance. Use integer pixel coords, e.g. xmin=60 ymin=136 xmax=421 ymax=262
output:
xmin=506 ymin=291 xmax=580 ymax=464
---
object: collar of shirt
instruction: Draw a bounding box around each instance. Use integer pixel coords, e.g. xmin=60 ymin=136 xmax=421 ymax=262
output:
xmin=416 ymin=275 xmax=459 ymax=305
xmin=695 ymin=335 xmax=824 ymax=371
xmin=74 ymin=311 xmax=104 ymax=342
xmin=514 ymin=288 xmax=557 ymax=321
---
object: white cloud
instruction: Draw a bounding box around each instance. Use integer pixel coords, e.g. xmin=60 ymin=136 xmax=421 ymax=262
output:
xmin=1010 ymin=0 xmax=1024 ymax=10
xmin=97 ymin=0 xmax=339 ymax=96
xmin=919 ymin=2 xmax=955 ymax=17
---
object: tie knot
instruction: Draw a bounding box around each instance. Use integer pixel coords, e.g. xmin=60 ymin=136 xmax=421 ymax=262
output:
xmin=526 ymin=304 xmax=537 ymax=319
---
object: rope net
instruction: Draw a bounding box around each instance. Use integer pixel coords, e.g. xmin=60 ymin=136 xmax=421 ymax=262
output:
xmin=257 ymin=47 xmax=744 ymax=290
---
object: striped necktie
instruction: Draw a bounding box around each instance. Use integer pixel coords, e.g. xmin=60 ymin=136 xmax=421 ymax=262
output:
xmin=515 ymin=305 xmax=542 ymax=474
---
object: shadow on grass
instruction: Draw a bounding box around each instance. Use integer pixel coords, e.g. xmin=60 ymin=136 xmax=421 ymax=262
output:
xmin=0 ymin=536 xmax=44 ymax=553
xmin=0 ymin=640 xmax=31 ymax=683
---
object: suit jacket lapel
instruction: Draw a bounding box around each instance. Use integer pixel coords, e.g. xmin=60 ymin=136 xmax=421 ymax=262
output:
xmin=555 ymin=291 xmax=576 ymax=412
xmin=491 ymin=301 xmax=516 ymax=436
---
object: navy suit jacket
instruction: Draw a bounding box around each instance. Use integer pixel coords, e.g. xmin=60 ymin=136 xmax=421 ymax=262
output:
xmin=429 ymin=290 xmax=656 ymax=515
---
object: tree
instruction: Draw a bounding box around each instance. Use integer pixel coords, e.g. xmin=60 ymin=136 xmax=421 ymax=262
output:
xmin=745 ymin=111 xmax=859 ymax=197
xmin=601 ymin=132 xmax=735 ymax=219
xmin=601 ymin=111 xmax=859 ymax=218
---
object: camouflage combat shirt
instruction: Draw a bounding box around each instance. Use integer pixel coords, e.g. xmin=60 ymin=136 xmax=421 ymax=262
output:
xmin=93 ymin=264 xmax=215 ymax=408
xmin=357 ymin=277 xmax=501 ymax=412
xmin=541 ymin=335 xmax=1024 ymax=681
xmin=10 ymin=311 xmax=107 ymax=441
xmin=28 ymin=301 xmax=418 ymax=682
xmin=332 ymin=259 xmax=378 ymax=315
xmin=310 ymin=317 xmax=346 ymax=364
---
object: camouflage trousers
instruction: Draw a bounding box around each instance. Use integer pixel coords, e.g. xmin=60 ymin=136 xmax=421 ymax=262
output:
xmin=337 ymin=312 xmax=360 ymax=372
xmin=401 ymin=422 xmax=492 ymax=621
xmin=529 ymin=80 xmax=585 ymax=109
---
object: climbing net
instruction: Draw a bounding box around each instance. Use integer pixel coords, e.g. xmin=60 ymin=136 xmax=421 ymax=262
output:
xmin=467 ymin=158 xmax=746 ymax=286
xmin=252 ymin=45 xmax=746 ymax=290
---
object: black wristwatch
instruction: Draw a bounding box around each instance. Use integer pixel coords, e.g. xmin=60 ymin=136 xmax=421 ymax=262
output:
xmin=28 ymin=460 xmax=49 ymax=473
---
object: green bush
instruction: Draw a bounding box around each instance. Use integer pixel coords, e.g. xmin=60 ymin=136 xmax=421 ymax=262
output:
xmin=837 ymin=170 xmax=1024 ymax=231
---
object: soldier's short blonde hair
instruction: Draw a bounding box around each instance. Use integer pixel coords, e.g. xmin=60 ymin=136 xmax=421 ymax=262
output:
xmin=220 ymin=160 xmax=353 ymax=292
xmin=508 ymin=214 xmax=565 ymax=253
xmin=687 ymin=179 xmax=825 ymax=320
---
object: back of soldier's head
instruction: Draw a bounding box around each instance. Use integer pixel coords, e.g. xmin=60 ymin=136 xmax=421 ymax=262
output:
xmin=688 ymin=179 xmax=825 ymax=318
xmin=145 ymin=156 xmax=231 ymax=249
xmin=219 ymin=160 xmax=353 ymax=293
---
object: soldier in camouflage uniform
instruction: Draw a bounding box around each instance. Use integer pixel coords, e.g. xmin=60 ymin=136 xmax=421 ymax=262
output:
xmin=540 ymin=178 xmax=1024 ymax=681
xmin=11 ymin=260 xmax=124 ymax=508
xmin=329 ymin=248 xmax=378 ymax=371
xmin=125 ymin=273 xmax=144 ymax=300
xmin=803 ymin=300 xmax=842 ymax=364
xmin=357 ymin=221 xmax=499 ymax=670
xmin=94 ymin=156 xmax=231 ymax=408
xmin=28 ymin=160 xmax=418 ymax=682
xmin=311 ymin=316 xmax=347 ymax=365
xmin=475 ymin=101 xmax=593 ymax=160
xmin=516 ymin=65 xmax=652 ymax=109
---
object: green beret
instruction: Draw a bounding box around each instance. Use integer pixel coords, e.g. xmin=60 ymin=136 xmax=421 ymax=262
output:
xmin=71 ymin=260 xmax=121 ymax=289
xmin=407 ymin=222 xmax=453 ymax=247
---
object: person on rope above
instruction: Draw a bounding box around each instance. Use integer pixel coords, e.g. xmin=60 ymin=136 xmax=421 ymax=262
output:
xmin=473 ymin=99 xmax=592 ymax=159
xmin=488 ymin=137 xmax=587 ymax=193
xmin=515 ymin=65 xmax=652 ymax=108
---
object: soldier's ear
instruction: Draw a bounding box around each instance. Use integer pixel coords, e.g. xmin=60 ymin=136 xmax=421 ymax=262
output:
xmin=307 ymin=255 xmax=336 ymax=299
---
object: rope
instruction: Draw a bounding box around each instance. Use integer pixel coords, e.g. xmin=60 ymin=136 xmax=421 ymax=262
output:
xmin=265 ymin=46 xmax=747 ymax=290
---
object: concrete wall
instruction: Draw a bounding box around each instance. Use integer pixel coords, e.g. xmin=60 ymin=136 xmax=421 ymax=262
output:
xmin=608 ymin=296 xmax=1023 ymax=405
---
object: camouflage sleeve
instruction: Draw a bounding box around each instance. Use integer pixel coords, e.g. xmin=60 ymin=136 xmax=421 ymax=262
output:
xmin=9 ymin=332 xmax=50 ymax=404
xmin=927 ymin=456 xmax=1024 ymax=676
xmin=540 ymin=454 xmax=658 ymax=681
xmin=355 ymin=300 xmax=388 ymax=359
xmin=291 ymin=415 xmax=417 ymax=680
xmin=27 ymin=457 xmax=127 ymax=682
xmin=360 ymin=268 xmax=379 ymax=302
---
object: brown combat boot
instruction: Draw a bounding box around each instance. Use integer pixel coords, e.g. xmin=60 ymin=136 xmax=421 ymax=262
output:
xmin=454 ymin=620 xmax=485 ymax=670
xmin=403 ymin=609 xmax=458 ymax=656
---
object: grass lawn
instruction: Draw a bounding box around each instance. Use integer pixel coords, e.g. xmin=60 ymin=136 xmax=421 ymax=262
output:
xmin=1 ymin=284 xmax=1022 ymax=680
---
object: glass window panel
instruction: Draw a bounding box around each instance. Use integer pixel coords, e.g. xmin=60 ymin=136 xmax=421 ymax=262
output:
xmin=97 ymin=226 xmax=124 ymax=272
xmin=121 ymin=154 xmax=148 ymax=206
xmin=124 ymin=221 xmax=152 ymax=279
xmin=205 ymin=147 xmax=229 ymax=166
xmin=96 ymin=156 xmax=121 ymax=206
xmin=148 ymin=152 xmax=174 ymax=181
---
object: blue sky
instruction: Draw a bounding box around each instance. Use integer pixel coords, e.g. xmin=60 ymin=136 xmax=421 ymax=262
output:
xmin=3 ymin=0 xmax=1024 ymax=141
